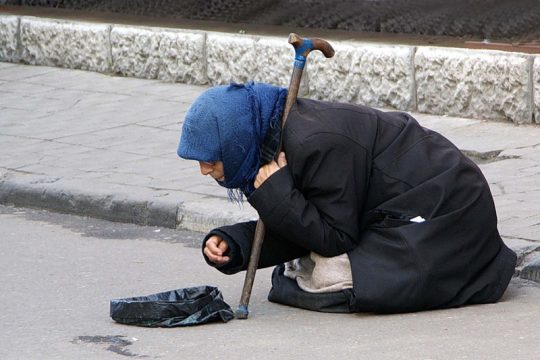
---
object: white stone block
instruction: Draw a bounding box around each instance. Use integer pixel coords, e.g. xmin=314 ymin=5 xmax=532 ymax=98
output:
xmin=533 ymin=56 xmax=540 ymax=124
xmin=207 ymin=33 xmax=311 ymax=94
xmin=19 ymin=17 xmax=110 ymax=72
xmin=308 ymin=42 xmax=415 ymax=110
xmin=111 ymin=26 xmax=160 ymax=79
xmin=206 ymin=33 xmax=258 ymax=85
xmin=0 ymin=15 xmax=19 ymax=62
xmin=252 ymin=36 xmax=294 ymax=88
xmin=416 ymin=47 xmax=531 ymax=124
xmin=157 ymin=30 xmax=207 ymax=84
xmin=111 ymin=26 xmax=206 ymax=84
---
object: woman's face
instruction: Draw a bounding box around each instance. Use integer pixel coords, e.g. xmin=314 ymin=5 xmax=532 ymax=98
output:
xmin=198 ymin=161 xmax=225 ymax=182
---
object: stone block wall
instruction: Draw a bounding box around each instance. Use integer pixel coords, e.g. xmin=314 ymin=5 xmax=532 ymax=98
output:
xmin=0 ymin=15 xmax=18 ymax=62
xmin=206 ymin=33 xmax=258 ymax=85
xmin=1 ymin=14 xmax=539 ymax=124
xmin=110 ymin=26 xmax=207 ymax=84
xmin=19 ymin=17 xmax=111 ymax=72
xmin=308 ymin=42 xmax=415 ymax=110
xmin=416 ymin=47 xmax=532 ymax=124
xmin=534 ymin=58 xmax=540 ymax=123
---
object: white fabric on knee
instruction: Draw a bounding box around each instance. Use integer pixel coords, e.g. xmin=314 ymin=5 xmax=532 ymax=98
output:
xmin=283 ymin=252 xmax=353 ymax=293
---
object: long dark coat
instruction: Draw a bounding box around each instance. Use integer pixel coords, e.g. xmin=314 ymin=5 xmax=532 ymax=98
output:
xmin=205 ymin=98 xmax=516 ymax=313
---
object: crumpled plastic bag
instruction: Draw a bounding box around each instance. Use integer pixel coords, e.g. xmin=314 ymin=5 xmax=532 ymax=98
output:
xmin=110 ymin=285 xmax=234 ymax=327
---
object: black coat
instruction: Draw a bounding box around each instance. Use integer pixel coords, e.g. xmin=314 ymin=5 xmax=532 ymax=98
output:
xmin=207 ymin=99 xmax=516 ymax=313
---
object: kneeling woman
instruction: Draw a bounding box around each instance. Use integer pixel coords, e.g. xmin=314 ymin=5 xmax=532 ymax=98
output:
xmin=177 ymin=82 xmax=516 ymax=313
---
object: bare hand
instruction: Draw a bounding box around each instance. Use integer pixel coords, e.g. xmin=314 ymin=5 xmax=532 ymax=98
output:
xmin=203 ymin=235 xmax=230 ymax=265
xmin=254 ymin=152 xmax=287 ymax=189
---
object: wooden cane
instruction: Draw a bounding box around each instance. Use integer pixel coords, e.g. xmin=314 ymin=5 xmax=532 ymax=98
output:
xmin=235 ymin=33 xmax=335 ymax=319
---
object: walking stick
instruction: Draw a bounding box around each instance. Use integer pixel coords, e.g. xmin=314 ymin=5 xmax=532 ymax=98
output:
xmin=235 ymin=33 xmax=335 ymax=319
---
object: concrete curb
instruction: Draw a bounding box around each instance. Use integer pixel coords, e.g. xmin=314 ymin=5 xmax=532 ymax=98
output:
xmin=0 ymin=175 xmax=257 ymax=232
xmin=1 ymin=13 xmax=539 ymax=124
xmin=0 ymin=176 xmax=180 ymax=228
xmin=512 ymin=241 xmax=540 ymax=284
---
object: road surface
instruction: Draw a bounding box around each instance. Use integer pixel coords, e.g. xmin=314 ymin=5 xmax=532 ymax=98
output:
xmin=1 ymin=205 xmax=540 ymax=359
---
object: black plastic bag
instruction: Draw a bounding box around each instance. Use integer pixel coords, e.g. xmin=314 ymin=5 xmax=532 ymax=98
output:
xmin=110 ymin=285 xmax=234 ymax=327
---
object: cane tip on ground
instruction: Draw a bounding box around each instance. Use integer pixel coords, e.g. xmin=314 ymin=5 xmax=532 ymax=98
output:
xmin=235 ymin=305 xmax=249 ymax=319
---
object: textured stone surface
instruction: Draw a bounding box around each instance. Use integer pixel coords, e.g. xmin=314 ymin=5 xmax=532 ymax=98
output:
xmin=252 ymin=36 xmax=294 ymax=88
xmin=416 ymin=47 xmax=532 ymax=124
xmin=111 ymin=26 xmax=160 ymax=79
xmin=5 ymin=16 xmax=540 ymax=124
xmin=534 ymin=56 xmax=540 ymax=124
xmin=19 ymin=17 xmax=110 ymax=72
xmin=0 ymin=15 xmax=19 ymax=62
xmin=206 ymin=33 xmax=258 ymax=85
xmin=110 ymin=25 xmax=206 ymax=84
xmin=519 ymin=252 xmax=540 ymax=282
xmin=206 ymin=33 xmax=310 ymax=92
xmin=308 ymin=42 xmax=415 ymax=110
xmin=157 ymin=30 xmax=207 ymax=84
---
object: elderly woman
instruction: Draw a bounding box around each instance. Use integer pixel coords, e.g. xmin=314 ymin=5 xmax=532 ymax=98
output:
xmin=177 ymin=82 xmax=516 ymax=313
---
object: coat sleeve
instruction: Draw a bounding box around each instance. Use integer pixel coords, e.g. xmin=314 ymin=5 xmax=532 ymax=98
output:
xmin=248 ymin=132 xmax=370 ymax=257
xmin=202 ymin=221 xmax=310 ymax=274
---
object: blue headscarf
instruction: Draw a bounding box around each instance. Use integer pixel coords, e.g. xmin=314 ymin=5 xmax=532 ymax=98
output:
xmin=177 ymin=82 xmax=287 ymax=199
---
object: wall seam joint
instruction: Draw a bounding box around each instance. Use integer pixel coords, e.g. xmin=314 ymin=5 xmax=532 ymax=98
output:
xmin=529 ymin=56 xmax=536 ymax=124
xmin=410 ymin=46 xmax=418 ymax=112
xmin=15 ymin=15 xmax=22 ymax=63
xmin=106 ymin=24 xmax=113 ymax=74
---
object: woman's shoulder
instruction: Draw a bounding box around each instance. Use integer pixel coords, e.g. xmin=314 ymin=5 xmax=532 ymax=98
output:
xmin=286 ymin=99 xmax=379 ymax=140
xmin=282 ymin=99 xmax=380 ymax=162
xmin=293 ymin=98 xmax=377 ymax=119
xmin=292 ymin=98 xmax=419 ymax=131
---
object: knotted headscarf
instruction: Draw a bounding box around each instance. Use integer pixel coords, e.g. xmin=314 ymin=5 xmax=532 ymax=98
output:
xmin=177 ymin=82 xmax=287 ymax=199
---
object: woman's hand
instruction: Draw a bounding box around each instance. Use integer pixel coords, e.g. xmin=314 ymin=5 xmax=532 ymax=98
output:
xmin=203 ymin=235 xmax=230 ymax=265
xmin=254 ymin=152 xmax=287 ymax=189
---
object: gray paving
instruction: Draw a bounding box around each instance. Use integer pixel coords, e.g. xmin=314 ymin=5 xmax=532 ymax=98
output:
xmin=3 ymin=206 xmax=540 ymax=360
xmin=0 ymin=206 xmax=540 ymax=360
xmin=1 ymin=62 xmax=540 ymax=280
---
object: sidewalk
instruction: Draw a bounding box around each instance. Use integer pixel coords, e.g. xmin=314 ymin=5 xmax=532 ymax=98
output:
xmin=1 ymin=62 xmax=540 ymax=280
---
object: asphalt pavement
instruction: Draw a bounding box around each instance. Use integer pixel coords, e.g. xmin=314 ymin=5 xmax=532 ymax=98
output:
xmin=1 ymin=205 xmax=540 ymax=360
xmin=1 ymin=61 xmax=540 ymax=281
